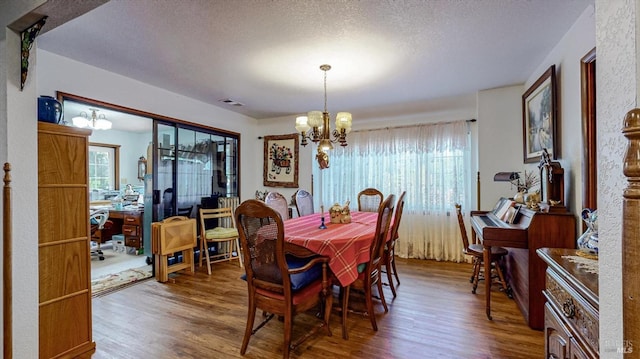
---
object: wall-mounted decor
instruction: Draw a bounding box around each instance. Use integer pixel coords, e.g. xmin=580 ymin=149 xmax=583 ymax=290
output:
xmin=137 ymin=156 xmax=147 ymax=180
xmin=522 ymin=65 xmax=557 ymax=163
xmin=263 ymin=134 xmax=299 ymax=188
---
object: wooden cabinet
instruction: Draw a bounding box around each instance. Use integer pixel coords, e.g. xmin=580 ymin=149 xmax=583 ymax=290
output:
xmin=538 ymin=248 xmax=598 ymax=359
xmin=38 ymin=122 xmax=95 ymax=358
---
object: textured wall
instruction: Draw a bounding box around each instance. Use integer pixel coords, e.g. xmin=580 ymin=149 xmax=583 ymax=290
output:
xmin=596 ymin=0 xmax=635 ymax=356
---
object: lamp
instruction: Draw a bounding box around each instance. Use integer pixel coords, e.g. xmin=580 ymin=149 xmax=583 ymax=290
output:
xmin=295 ymin=64 xmax=352 ymax=152
xmin=72 ymin=108 xmax=112 ymax=130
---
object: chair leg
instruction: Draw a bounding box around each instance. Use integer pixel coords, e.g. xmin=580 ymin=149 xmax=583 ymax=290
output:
xmin=471 ymin=258 xmax=482 ymax=294
xmin=470 ymin=257 xmax=479 ymax=283
xmin=235 ymin=238 xmax=244 ymax=267
xmin=203 ymin=240 xmax=212 ymax=275
xmin=376 ymin=276 xmax=388 ymax=313
xmin=283 ymin=313 xmax=292 ymax=359
xmin=391 ymin=255 xmax=400 ymax=286
xmin=493 ymin=259 xmax=510 ymax=295
xmin=241 ymin=299 xmax=256 ymax=355
xmin=385 ymin=257 xmax=397 ymax=298
xmin=365 ymin=284 xmax=378 ymax=331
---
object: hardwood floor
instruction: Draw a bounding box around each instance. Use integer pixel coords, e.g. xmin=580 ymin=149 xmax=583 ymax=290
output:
xmin=91 ymin=258 xmax=544 ymax=358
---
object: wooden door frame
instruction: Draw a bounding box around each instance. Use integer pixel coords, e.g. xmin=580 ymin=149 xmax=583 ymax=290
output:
xmin=581 ymin=48 xmax=597 ymax=215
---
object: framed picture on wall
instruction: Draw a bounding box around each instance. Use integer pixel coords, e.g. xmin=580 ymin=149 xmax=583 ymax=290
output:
xmin=522 ymin=65 xmax=558 ymax=163
xmin=263 ymin=134 xmax=299 ymax=188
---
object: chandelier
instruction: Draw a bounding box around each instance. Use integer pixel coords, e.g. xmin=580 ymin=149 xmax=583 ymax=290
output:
xmin=295 ymin=64 xmax=352 ymax=152
xmin=72 ymin=108 xmax=112 ymax=130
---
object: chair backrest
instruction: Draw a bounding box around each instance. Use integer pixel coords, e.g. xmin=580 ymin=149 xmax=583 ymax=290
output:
xmin=199 ymin=207 xmax=236 ymax=239
xmin=218 ymin=196 xmax=240 ymax=227
xmin=366 ymin=194 xmax=395 ymax=273
xmin=177 ymin=205 xmax=193 ymax=217
xmin=455 ymin=203 xmax=470 ymax=252
xmin=389 ymin=191 xmax=406 ymax=243
xmin=90 ymin=208 xmax=109 ymax=230
xmin=235 ymin=199 xmax=292 ymax=295
xmin=358 ymin=188 xmax=384 ymax=212
xmin=264 ymin=191 xmax=289 ymax=220
xmin=294 ymin=189 xmax=314 ymax=217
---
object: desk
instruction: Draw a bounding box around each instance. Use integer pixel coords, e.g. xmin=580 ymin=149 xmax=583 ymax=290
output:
xmin=284 ymin=211 xmax=378 ymax=286
xmin=106 ymin=209 xmax=144 ymax=250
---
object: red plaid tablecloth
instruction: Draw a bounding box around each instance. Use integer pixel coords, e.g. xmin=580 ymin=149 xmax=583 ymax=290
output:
xmin=284 ymin=211 xmax=378 ymax=286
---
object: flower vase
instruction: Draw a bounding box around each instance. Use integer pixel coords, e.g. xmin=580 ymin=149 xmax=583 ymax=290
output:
xmin=578 ymin=208 xmax=598 ymax=256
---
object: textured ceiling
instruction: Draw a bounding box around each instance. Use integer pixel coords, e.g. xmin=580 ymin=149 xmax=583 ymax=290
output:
xmin=37 ymin=0 xmax=594 ymax=123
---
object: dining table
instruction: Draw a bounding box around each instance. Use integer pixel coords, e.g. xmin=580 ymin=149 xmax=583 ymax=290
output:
xmin=284 ymin=211 xmax=379 ymax=286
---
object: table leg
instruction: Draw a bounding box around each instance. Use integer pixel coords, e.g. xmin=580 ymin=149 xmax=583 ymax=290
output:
xmin=484 ymin=245 xmax=492 ymax=320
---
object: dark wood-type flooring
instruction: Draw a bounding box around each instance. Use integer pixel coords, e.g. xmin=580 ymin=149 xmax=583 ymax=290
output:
xmin=91 ymin=258 xmax=544 ymax=358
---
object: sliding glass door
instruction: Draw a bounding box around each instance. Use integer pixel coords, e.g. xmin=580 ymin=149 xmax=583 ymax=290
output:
xmin=153 ymin=121 xmax=239 ymax=222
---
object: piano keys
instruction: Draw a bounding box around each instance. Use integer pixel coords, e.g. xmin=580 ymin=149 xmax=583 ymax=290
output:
xmin=470 ymin=197 xmax=576 ymax=330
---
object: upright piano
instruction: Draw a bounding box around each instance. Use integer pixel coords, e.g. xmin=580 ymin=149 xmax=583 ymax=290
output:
xmin=470 ymin=198 xmax=576 ymax=330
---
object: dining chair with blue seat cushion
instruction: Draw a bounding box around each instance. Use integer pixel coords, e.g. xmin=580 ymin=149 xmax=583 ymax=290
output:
xmin=235 ymin=199 xmax=332 ymax=359
xmin=339 ymin=194 xmax=395 ymax=340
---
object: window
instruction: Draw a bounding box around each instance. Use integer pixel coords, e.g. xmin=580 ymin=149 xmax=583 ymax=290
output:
xmin=316 ymin=120 xmax=471 ymax=261
xmin=89 ymin=143 xmax=120 ymax=193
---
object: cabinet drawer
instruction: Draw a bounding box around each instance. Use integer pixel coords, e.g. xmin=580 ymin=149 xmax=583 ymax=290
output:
xmin=125 ymin=237 xmax=141 ymax=248
xmin=545 ymin=271 xmax=599 ymax=356
xmin=122 ymin=224 xmax=139 ymax=236
xmin=123 ymin=213 xmax=142 ymax=225
xmin=545 ymin=303 xmax=570 ymax=359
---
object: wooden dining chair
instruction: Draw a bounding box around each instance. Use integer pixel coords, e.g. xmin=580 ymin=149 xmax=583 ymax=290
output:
xmin=235 ymin=199 xmax=332 ymax=359
xmin=339 ymin=194 xmax=395 ymax=339
xmin=455 ymin=203 xmax=510 ymax=295
xmin=357 ymin=188 xmax=384 ymax=212
xmin=265 ymin=191 xmax=290 ymax=220
xmin=199 ymin=207 xmax=242 ymax=275
xmin=177 ymin=205 xmax=193 ymax=217
xmin=294 ymin=189 xmax=314 ymax=217
xmin=383 ymin=191 xmax=405 ymax=298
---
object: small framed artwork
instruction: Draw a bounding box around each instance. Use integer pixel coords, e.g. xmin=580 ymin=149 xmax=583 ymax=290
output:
xmin=263 ymin=134 xmax=299 ymax=188
xmin=522 ymin=65 xmax=558 ymax=163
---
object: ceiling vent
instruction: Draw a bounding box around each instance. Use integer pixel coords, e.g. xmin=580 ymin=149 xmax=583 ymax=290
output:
xmin=219 ymin=98 xmax=244 ymax=106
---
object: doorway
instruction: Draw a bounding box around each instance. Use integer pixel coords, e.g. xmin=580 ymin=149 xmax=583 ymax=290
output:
xmin=58 ymin=92 xmax=241 ymax=287
xmin=60 ymin=94 xmax=154 ymax=284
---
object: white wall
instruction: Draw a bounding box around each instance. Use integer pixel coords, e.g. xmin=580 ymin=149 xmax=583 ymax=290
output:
xmin=477 ymin=85 xmax=523 ymax=210
xmin=525 ymin=5 xmax=596 ymax=216
xmin=1 ymin=1 xmax=48 ymax=356
xmin=37 ymin=50 xmax=260 ymax=202
xmin=596 ymin=0 xmax=635 ymax=356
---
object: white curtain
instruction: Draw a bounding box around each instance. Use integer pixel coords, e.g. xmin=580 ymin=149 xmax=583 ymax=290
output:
xmin=314 ymin=120 xmax=472 ymax=262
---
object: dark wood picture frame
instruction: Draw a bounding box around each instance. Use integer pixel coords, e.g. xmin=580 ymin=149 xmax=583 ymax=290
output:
xmin=522 ymin=65 xmax=558 ymax=163
xmin=263 ymin=134 xmax=299 ymax=188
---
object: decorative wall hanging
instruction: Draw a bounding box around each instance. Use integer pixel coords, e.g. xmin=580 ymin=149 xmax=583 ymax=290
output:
xmin=20 ymin=16 xmax=48 ymax=91
xmin=522 ymin=65 xmax=557 ymax=163
xmin=263 ymin=134 xmax=299 ymax=188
